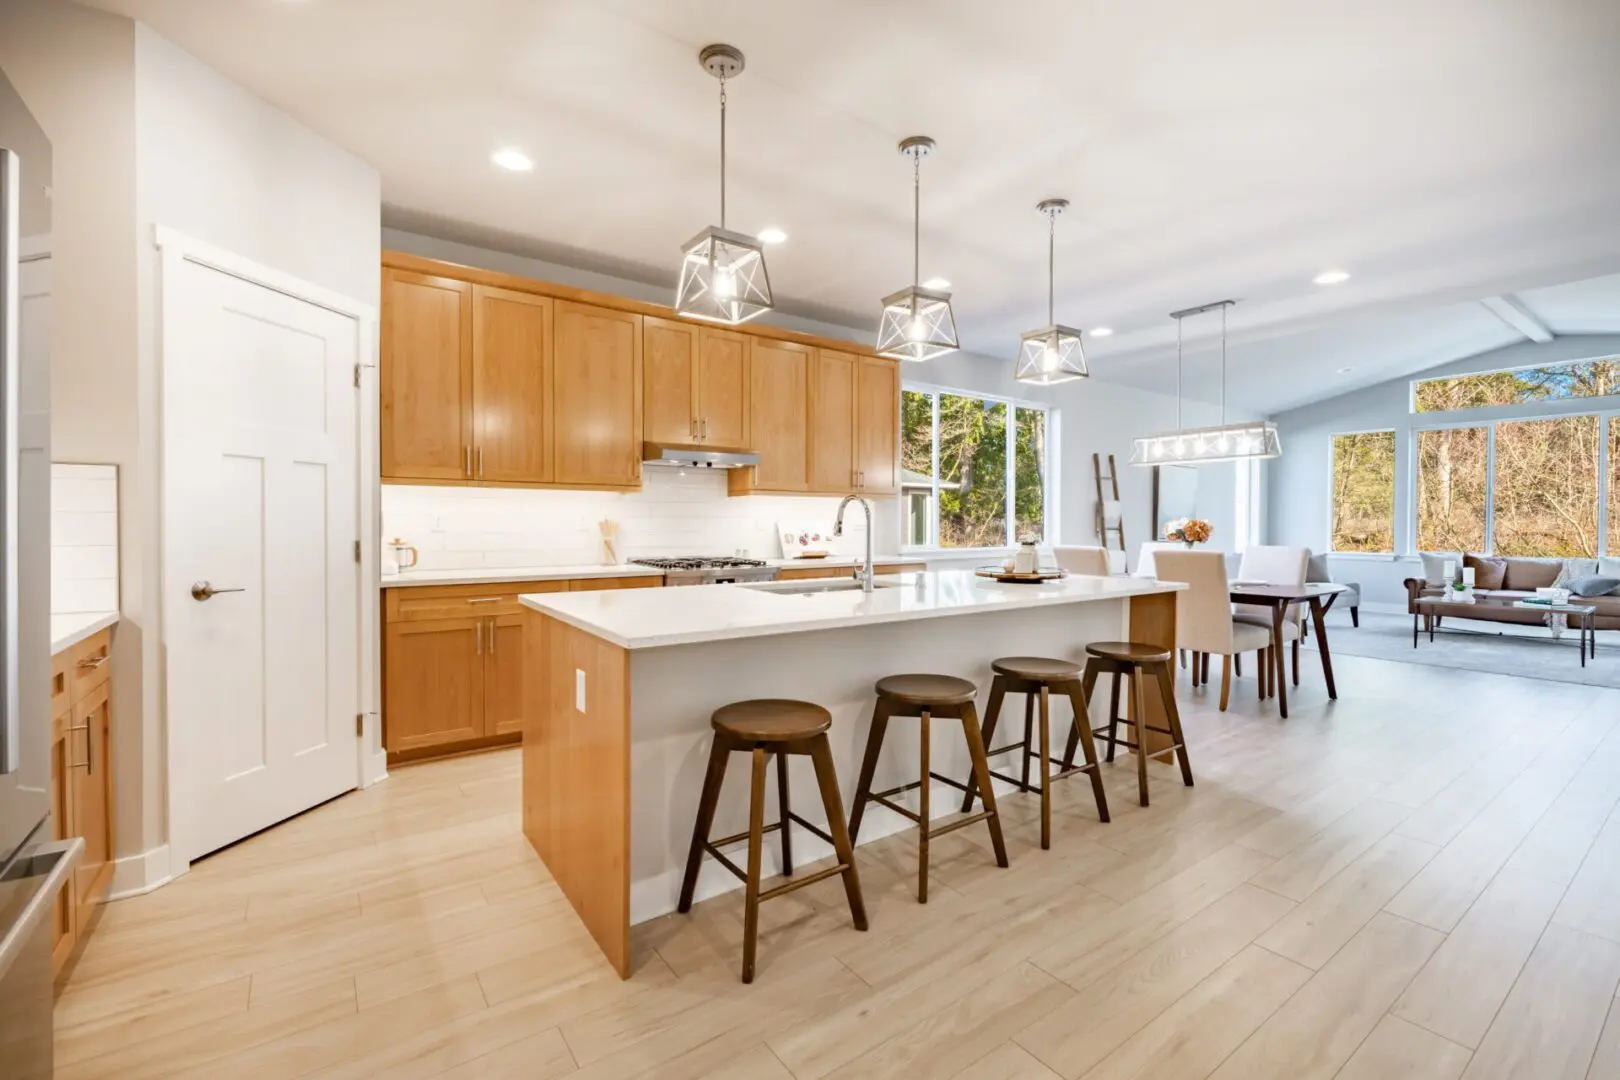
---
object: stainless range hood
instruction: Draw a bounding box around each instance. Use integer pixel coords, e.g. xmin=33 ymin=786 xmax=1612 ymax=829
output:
xmin=641 ymin=441 xmax=760 ymax=469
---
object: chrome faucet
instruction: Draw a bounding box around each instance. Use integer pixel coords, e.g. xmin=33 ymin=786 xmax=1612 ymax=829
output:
xmin=834 ymin=494 xmax=875 ymax=592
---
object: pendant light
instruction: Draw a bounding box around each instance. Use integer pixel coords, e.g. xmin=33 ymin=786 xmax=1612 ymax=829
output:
xmin=1128 ymin=300 xmax=1282 ymax=465
xmin=876 ymin=136 xmax=958 ymax=361
xmin=674 ymin=44 xmax=773 ymax=325
xmin=1014 ymin=198 xmax=1088 ymax=385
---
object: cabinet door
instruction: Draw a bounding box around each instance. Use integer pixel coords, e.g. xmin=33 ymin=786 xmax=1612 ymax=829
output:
xmin=70 ymin=680 xmax=113 ymax=913
xmin=553 ymin=302 xmax=642 ymax=487
xmin=856 ymin=357 xmax=900 ymax=494
xmin=384 ymin=618 xmax=485 ymax=753
xmin=485 ymin=614 xmax=525 ymax=737
xmin=381 ymin=268 xmax=472 ymax=481
xmin=745 ymin=341 xmax=810 ymax=491
xmin=568 ymin=577 xmax=664 ymax=591
xmin=642 ymin=317 xmax=699 ymax=445
xmin=50 ymin=707 xmax=76 ymax=976
xmin=473 ymin=286 xmax=552 ymax=484
xmin=809 ymin=349 xmax=857 ymax=493
xmin=698 ymin=328 xmax=749 ymax=448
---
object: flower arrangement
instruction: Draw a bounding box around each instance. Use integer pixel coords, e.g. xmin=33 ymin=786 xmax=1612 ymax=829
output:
xmin=1163 ymin=517 xmax=1213 ymax=546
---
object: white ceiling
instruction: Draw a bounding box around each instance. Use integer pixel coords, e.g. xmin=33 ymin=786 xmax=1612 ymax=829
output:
xmin=90 ymin=0 xmax=1620 ymax=413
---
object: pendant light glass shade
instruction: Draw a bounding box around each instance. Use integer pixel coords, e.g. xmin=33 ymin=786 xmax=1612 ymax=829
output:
xmin=1015 ymin=199 xmax=1088 ymax=385
xmin=675 ymin=45 xmax=772 ymax=326
xmin=877 ymin=137 xmax=958 ymax=361
xmin=1129 ymin=300 xmax=1282 ymax=466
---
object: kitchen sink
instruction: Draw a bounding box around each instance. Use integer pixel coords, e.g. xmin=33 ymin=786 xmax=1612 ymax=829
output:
xmin=743 ymin=579 xmax=901 ymax=596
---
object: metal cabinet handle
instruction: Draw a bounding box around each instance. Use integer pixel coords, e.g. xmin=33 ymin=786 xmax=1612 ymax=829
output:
xmin=467 ymin=597 xmax=500 ymax=604
xmin=77 ymin=655 xmax=109 ymax=671
xmin=477 ymin=446 xmax=484 ymax=478
xmin=191 ymin=581 xmax=245 ymax=602
xmin=475 ymin=621 xmax=482 ymax=655
xmin=488 ymin=617 xmax=496 ymax=656
xmin=702 ymin=418 xmax=708 ymax=441
xmin=465 ymin=445 xmax=472 ymax=477
xmin=68 ymin=722 xmax=91 ymax=773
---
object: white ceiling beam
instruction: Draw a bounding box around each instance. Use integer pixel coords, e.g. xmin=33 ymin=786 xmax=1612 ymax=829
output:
xmin=1479 ymin=295 xmax=1555 ymax=343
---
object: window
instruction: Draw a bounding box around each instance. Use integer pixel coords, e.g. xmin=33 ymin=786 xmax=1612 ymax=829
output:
xmin=1330 ymin=431 xmax=1395 ymax=552
xmin=1416 ymin=426 xmax=1488 ymax=552
xmin=901 ymin=386 xmax=1052 ymax=549
xmin=1414 ymin=357 xmax=1620 ymax=413
xmin=1494 ymin=415 xmax=1600 ymax=557
xmin=1611 ymin=418 xmax=1620 ymax=556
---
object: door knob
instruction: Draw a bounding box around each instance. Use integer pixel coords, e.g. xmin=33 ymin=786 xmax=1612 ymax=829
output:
xmin=191 ymin=581 xmax=245 ymax=602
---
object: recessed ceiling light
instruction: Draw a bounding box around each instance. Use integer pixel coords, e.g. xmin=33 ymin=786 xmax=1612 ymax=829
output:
xmin=1313 ymin=269 xmax=1351 ymax=285
xmin=1337 ymin=366 xmax=1353 ymax=374
xmin=756 ymin=227 xmax=788 ymax=245
xmin=1090 ymin=327 xmax=1114 ymax=338
xmin=491 ymin=148 xmax=534 ymax=172
xmin=921 ymin=277 xmax=951 ymax=290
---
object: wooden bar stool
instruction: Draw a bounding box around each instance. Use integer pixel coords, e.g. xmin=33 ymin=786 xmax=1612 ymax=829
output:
xmin=960 ymin=657 xmax=1110 ymax=849
xmin=848 ymin=674 xmax=1009 ymax=903
xmin=677 ymin=699 xmax=868 ymax=983
xmin=1078 ymin=642 xmax=1194 ymax=807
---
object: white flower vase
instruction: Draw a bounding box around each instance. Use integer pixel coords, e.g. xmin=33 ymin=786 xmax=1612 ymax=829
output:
xmin=1548 ymin=613 xmax=1567 ymax=640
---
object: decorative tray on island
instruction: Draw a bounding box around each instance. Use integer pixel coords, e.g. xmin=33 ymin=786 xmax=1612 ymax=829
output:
xmin=975 ymin=567 xmax=1067 ymax=584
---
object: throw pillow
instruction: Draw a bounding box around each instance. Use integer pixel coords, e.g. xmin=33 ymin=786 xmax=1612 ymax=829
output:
xmin=1567 ymin=574 xmax=1620 ymax=598
xmin=1463 ymin=554 xmax=1507 ymax=590
xmin=1554 ymin=558 xmax=1599 ymax=589
xmin=1600 ymin=556 xmax=1620 ymax=579
xmin=1419 ymin=552 xmax=1462 ymax=587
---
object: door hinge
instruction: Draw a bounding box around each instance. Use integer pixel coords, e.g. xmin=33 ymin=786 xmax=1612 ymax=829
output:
xmin=355 ymin=712 xmax=364 ymax=737
xmin=354 ymin=540 xmax=361 ymax=563
xmin=353 ymin=363 xmax=362 ymax=388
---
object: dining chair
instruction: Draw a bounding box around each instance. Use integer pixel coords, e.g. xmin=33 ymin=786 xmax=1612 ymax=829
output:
xmin=1234 ymin=545 xmax=1310 ymax=684
xmin=1133 ymin=541 xmax=1189 ymax=579
xmin=1051 ymin=545 xmax=1111 ymax=576
xmin=1153 ymin=550 xmax=1272 ymax=711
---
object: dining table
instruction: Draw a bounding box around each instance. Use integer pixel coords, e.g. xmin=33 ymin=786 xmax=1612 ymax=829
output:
xmin=1228 ymin=582 xmax=1349 ymax=719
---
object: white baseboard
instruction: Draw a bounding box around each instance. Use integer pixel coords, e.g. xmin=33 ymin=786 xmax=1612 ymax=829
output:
xmin=362 ymin=750 xmax=389 ymax=789
xmin=108 ymin=844 xmax=173 ymax=901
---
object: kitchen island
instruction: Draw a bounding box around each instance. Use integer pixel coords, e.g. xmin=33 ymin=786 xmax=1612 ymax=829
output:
xmin=519 ymin=569 xmax=1183 ymax=975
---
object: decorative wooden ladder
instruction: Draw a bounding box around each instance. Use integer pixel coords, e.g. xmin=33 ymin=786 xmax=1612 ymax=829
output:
xmin=1093 ymin=452 xmax=1126 ymax=572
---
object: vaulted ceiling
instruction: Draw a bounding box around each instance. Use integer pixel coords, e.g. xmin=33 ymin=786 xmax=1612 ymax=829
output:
xmin=90 ymin=0 xmax=1620 ymax=412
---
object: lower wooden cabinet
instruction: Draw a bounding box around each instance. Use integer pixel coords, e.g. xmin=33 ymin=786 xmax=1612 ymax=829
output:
xmin=51 ymin=625 xmax=116 ymax=985
xmin=775 ymin=561 xmax=927 ymax=582
xmin=382 ymin=576 xmax=662 ymax=762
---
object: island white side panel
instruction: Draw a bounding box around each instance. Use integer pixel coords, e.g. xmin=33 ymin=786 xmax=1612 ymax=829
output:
xmin=627 ymin=598 xmax=1131 ymax=924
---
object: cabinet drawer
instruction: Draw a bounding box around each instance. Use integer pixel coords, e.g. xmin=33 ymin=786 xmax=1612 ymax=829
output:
xmin=876 ymin=561 xmax=926 ymax=575
xmin=51 ymin=651 xmax=70 ymax=720
xmin=68 ymin=630 xmax=112 ymax=702
xmin=568 ymin=576 xmax=663 ymax=591
xmin=388 ymin=581 xmax=567 ymax=622
xmin=776 ymin=566 xmax=853 ymax=582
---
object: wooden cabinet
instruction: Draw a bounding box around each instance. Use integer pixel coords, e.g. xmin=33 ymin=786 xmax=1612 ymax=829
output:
xmin=776 ymin=560 xmax=927 ymax=582
xmin=698 ymin=328 xmax=749 ymax=448
xmin=381 ymin=268 xmax=473 ymax=481
xmin=473 ymin=287 xmax=552 ymax=484
xmin=50 ymin=626 xmax=116 ymax=984
xmin=382 ymin=576 xmax=662 ymax=762
xmin=643 ymin=320 xmax=749 ymax=449
xmin=810 ymin=349 xmax=857 ymax=493
xmin=553 ymin=302 xmax=642 ymax=488
xmin=855 ymin=357 xmax=900 ymax=495
xmin=730 ymin=340 xmax=810 ymax=495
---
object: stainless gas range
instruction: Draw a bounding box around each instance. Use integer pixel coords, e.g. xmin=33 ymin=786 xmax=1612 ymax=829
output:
xmin=630 ymin=556 xmax=778 ymax=586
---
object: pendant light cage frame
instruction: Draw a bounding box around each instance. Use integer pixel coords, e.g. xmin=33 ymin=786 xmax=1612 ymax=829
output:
xmin=1015 ymin=198 xmax=1088 ymax=385
xmin=675 ymin=44 xmax=774 ymax=326
xmin=876 ymin=136 xmax=960 ymax=362
xmin=1127 ymin=299 xmax=1283 ymax=466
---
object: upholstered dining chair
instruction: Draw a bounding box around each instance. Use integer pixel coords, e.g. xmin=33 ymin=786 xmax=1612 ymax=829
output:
xmin=1052 ymin=545 xmax=1112 ymax=576
xmin=1153 ymin=550 xmax=1272 ymax=711
xmin=1134 ymin=541 xmax=1190 ymax=579
xmin=1234 ymin=545 xmax=1310 ymax=685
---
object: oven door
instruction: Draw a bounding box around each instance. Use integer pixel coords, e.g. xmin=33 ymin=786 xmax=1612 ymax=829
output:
xmin=0 ymin=838 xmax=79 ymax=1080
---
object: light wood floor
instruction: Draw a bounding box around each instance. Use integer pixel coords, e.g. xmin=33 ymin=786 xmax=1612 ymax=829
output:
xmin=55 ymin=653 xmax=1620 ymax=1079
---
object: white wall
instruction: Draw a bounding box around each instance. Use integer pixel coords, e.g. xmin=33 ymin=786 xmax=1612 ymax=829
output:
xmin=384 ymin=228 xmax=1257 ymax=567
xmin=1268 ymin=334 xmax=1620 ymax=605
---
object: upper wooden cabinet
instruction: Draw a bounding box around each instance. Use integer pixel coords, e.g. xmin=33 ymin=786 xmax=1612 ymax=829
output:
xmin=473 ymin=287 xmax=552 ymax=484
xmin=698 ymin=329 xmax=749 ymax=448
xmin=381 ymin=269 xmax=473 ymax=481
xmin=731 ymin=340 xmax=810 ymax=494
xmin=810 ymin=349 xmax=858 ymax=493
xmin=553 ymin=302 xmax=642 ymax=488
xmin=643 ymin=321 xmax=749 ymax=449
xmin=855 ymin=357 xmax=900 ymax=495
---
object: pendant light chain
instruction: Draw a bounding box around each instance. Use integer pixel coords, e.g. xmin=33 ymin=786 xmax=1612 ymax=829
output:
xmin=1175 ymin=314 xmax=1184 ymax=431
xmin=1046 ymin=207 xmax=1056 ymax=325
xmin=717 ymin=73 xmax=727 ymax=228
xmin=1220 ymin=301 xmax=1228 ymax=426
xmin=911 ymin=148 xmax=921 ymax=287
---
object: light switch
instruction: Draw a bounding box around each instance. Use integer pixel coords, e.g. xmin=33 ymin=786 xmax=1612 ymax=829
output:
xmin=575 ymin=668 xmax=587 ymax=712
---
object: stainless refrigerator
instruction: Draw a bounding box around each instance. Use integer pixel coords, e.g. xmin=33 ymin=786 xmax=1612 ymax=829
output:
xmin=0 ymin=65 xmax=77 ymax=1079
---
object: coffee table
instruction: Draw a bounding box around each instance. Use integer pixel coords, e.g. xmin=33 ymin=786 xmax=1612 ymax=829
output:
xmin=1413 ymin=594 xmax=1598 ymax=667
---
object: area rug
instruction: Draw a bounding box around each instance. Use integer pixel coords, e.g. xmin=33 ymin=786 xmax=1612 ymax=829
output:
xmin=1320 ymin=608 xmax=1620 ymax=690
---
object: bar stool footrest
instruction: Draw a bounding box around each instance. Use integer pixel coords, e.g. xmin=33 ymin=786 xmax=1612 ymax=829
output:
xmin=758 ymin=861 xmax=854 ymax=902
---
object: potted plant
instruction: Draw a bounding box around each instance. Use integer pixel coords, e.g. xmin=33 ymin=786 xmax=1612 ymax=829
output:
xmin=1163 ymin=517 xmax=1213 ymax=547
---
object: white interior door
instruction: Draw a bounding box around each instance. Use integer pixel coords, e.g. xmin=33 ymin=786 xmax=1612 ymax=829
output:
xmin=164 ymin=257 xmax=360 ymax=863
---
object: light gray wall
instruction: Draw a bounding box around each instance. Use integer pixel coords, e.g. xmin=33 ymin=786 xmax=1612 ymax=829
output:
xmin=385 ymin=228 xmax=1261 ymax=563
xmin=1268 ymin=334 xmax=1620 ymax=606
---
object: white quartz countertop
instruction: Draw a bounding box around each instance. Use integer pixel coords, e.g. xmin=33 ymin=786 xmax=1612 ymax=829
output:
xmin=382 ymin=564 xmax=666 ymax=588
xmin=521 ymin=569 xmax=1183 ymax=650
xmin=52 ymin=611 xmax=119 ymax=656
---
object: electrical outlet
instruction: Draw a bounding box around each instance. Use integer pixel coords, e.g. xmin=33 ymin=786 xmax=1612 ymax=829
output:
xmin=575 ymin=669 xmax=587 ymax=713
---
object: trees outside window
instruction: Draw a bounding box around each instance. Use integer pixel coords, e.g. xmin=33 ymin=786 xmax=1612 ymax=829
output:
xmin=1330 ymin=432 xmax=1395 ymax=552
xmin=1493 ymin=416 xmax=1600 ymax=557
xmin=902 ymin=387 xmax=1050 ymax=549
xmin=1415 ymin=358 xmax=1620 ymax=412
xmin=1416 ymin=427 xmax=1487 ymax=552
xmin=1611 ymin=418 xmax=1620 ymax=556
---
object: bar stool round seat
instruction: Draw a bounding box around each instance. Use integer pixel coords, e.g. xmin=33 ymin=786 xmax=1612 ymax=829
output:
xmin=873 ymin=673 xmax=977 ymax=706
xmin=990 ymin=656 xmax=1083 ymax=681
xmin=1085 ymin=641 xmax=1173 ymax=665
xmin=712 ymin=699 xmax=831 ymax=742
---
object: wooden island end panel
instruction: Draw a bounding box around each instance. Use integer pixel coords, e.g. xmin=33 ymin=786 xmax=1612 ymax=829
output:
xmin=1128 ymin=590 xmax=1179 ymax=761
xmin=522 ymin=610 xmax=632 ymax=976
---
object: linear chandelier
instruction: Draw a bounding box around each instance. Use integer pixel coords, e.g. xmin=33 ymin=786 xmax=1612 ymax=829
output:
xmin=1014 ymin=198 xmax=1088 ymax=385
xmin=1129 ymin=300 xmax=1282 ymax=465
xmin=674 ymin=44 xmax=773 ymax=325
xmin=876 ymin=136 xmax=958 ymax=362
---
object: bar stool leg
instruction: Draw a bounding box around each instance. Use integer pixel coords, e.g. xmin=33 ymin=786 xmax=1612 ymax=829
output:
xmin=1153 ymin=660 xmax=1195 ymax=788
xmin=776 ymin=751 xmax=793 ymax=876
xmin=1038 ymin=685 xmax=1053 ymax=850
xmin=1061 ymin=680 xmax=1110 ymax=824
xmin=741 ymin=747 xmax=769 ymax=983
xmin=961 ymin=700 xmax=1009 ymax=868
xmin=1020 ymin=692 xmax=1036 ymax=793
xmin=807 ymin=736 xmax=868 ymax=931
xmin=917 ymin=709 xmax=932 ymax=903
xmin=678 ymin=737 xmax=731 ymax=913
xmin=1129 ymin=668 xmax=1150 ymax=807
xmin=848 ymin=699 xmax=890 ymax=844
xmin=1070 ymin=662 xmax=1100 ymax=772
xmin=961 ymin=676 xmax=1007 ymax=813
xmin=1106 ymin=671 xmax=1123 ymax=763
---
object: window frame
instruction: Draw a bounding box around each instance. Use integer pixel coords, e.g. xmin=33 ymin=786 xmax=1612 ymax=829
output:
xmin=900 ymin=381 xmax=1056 ymax=554
xmin=1325 ymin=427 xmax=1398 ymax=554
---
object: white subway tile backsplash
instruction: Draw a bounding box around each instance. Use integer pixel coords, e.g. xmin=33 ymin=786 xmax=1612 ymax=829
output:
xmin=51 ymin=463 xmax=120 ymax=615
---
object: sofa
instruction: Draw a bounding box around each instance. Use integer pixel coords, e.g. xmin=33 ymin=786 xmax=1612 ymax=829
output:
xmin=1307 ymin=553 xmax=1360 ymax=626
xmin=1403 ymin=556 xmax=1620 ymax=630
